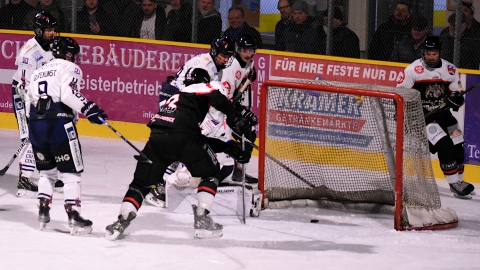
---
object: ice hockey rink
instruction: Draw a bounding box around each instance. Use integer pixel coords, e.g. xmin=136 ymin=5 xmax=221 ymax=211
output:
xmin=1 ymin=128 xmax=479 ymax=269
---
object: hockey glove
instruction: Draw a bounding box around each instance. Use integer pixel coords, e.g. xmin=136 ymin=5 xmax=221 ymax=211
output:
xmin=235 ymin=104 xmax=257 ymax=126
xmin=81 ymin=101 xmax=107 ymax=124
xmin=445 ymin=92 xmax=464 ymax=112
xmin=225 ymin=140 xmax=251 ymax=164
xmin=248 ymin=66 xmax=257 ymax=82
xmin=233 ymin=119 xmax=256 ymax=142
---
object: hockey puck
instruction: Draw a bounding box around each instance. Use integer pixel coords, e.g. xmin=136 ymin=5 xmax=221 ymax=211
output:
xmin=310 ymin=219 xmax=319 ymax=223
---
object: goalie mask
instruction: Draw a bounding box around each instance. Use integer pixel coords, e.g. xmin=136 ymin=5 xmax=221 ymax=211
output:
xmin=422 ymin=36 xmax=442 ymax=68
xmin=184 ymin=68 xmax=210 ymax=86
xmin=210 ymin=36 xmax=235 ymax=70
xmin=52 ymin=37 xmax=80 ymax=62
xmin=33 ymin=11 xmax=57 ymax=46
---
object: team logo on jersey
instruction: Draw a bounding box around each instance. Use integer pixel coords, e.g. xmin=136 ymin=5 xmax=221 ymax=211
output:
xmin=414 ymin=65 xmax=424 ymax=74
xmin=235 ymin=70 xmax=242 ymax=80
xmin=22 ymin=57 xmax=29 ymax=64
xmin=397 ymin=73 xmax=404 ymax=84
xmin=447 ymin=65 xmax=456 ymax=75
xmin=425 ymin=83 xmax=444 ymax=99
xmin=25 ymin=45 xmax=31 ymax=50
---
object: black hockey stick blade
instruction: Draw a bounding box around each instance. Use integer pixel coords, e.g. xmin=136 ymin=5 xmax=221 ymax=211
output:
xmin=231 ymin=130 xmax=316 ymax=188
xmin=98 ymin=117 xmax=152 ymax=164
xmin=424 ymin=81 xmax=480 ymax=119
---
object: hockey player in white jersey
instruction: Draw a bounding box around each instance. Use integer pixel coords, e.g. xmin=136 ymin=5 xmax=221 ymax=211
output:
xmin=144 ymin=36 xmax=236 ymax=206
xmin=397 ymin=36 xmax=474 ymax=199
xmin=27 ymin=37 xmax=108 ymax=234
xmin=12 ymin=11 xmax=64 ymax=197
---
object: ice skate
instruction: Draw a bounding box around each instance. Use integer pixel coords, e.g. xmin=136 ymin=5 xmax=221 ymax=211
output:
xmin=64 ymin=204 xmax=93 ymax=236
xmin=144 ymin=185 xmax=165 ymax=208
xmin=38 ymin=198 xmax=51 ymax=230
xmin=54 ymin=180 xmax=64 ymax=193
xmin=450 ymin=180 xmax=475 ymax=200
xmin=232 ymin=168 xmax=258 ymax=184
xmin=105 ymin=212 xmax=136 ymax=240
xmin=192 ymin=205 xmax=223 ymax=239
xmin=16 ymin=174 xmax=38 ymax=198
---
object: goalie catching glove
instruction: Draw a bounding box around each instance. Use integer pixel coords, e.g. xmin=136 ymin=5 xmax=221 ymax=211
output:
xmin=445 ymin=92 xmax=464 ymax=111
xmin=225 ymin=140 xmax=252 ymax=164
xmin=81 ymin=101 xmax=107 ymax=124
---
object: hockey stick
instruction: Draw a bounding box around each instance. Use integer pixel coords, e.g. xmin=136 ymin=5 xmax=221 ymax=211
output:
xmin=0 ymin=139 xmax=29 ymax=176
xmin=98 ymin=117 xmax=152 ymax=164
xmin=241 ymin=134 xmax=246 ymax=224
xmin=232 ymin=79 xmax=251 ymax=105
xmin=231 ymin=130 xmax=316 ymax=188
xmin=424 ymin=81 xmax=480 ymax=119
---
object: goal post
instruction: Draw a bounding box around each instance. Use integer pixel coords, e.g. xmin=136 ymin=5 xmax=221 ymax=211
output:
xmin=258 ymin=79 xmax=458 ymax=231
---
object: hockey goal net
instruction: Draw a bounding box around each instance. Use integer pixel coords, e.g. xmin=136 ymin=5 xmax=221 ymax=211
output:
xmin=258 ymin=79 xmax=458 ymax=231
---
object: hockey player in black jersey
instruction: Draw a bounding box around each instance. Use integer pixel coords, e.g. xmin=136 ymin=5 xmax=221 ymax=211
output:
xmin=105 ymin=68 xmax=257 ymax=239
xmin=397 ymin=36 xmax=475 ymax=198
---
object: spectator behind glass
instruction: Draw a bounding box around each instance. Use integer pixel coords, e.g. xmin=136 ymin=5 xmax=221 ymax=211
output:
xmin=323 ymin=7 xmax=360 ymax=58
xmin=278 ymin=0 xmax=320 ymax=54
xmin=77 ymin=0 xmax=117 ymax=36
xmin=274 ymin=0 xmax=293 ymax=50
xmin=163 ymin=0 xmax=193 ymax=42
xmin=0 ymin=0 xmax=34 ymax=30
xmin=99 ymin=0 xmax=142 ymax=37
xmin=196 ymin=0 xmax=222 ymax=44
xmin=458 ymin=1 xmax=480 ymax=69
xmin=439 ymin=13 xmax=467 ymax=64
xmin=368 ymin=1 xmax=411 ymax=61
xmin=128 ymin=0 xmax=166 ymax=40
xmin=390 ymin=15 xmax=429 ymax=63
xmin=24 ymin=0 xmax=69 ymax=32
xmin=223 ymin=5 xmax=263 ymax=49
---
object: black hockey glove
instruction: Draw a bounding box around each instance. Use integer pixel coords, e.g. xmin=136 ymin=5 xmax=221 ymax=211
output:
xmin=445 ymin=92 xmax=464 ymax=112
xmin=235 ymin=104 xmax=257 ymax=126
xmin=233 ymin=119 xmax=256 ymax=142
xmin=225 ymin=140 xmax=251 ymax=164
xmin=248 ymin=66 xmax=257 ymax=82
xmin=81 ymin=101 xmax=107 ymax=124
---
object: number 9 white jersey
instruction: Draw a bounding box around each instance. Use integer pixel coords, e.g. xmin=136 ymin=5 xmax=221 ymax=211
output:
xmin=27 ymin=58 xmax=87 ymax=118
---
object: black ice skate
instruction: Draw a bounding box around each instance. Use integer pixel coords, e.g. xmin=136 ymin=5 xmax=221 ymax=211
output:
xmin=104 ymin=212 xmax=137 ymax=241
xmin=64 ymin=204 xmax=93 ymax=236
xmin=38 ymin=198 xmax=51 ymax=230
xmin=54 ymin=180 xmax=64 ymax=193
xmin=144 ymin=184 xmax=165 ymax=208
xmin=16 ymin=174 xmax=38 ymax=198
xmin=192 ymin=205 xmax=223 ymax=239
xmin=450 ymin=180 xmax=475 ymax=199
xmin=232 ymin=168 xmax=258 ymax=184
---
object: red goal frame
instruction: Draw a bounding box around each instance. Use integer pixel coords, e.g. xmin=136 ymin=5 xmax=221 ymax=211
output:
xmin=258 ymin=80 xmax=458 ymax=231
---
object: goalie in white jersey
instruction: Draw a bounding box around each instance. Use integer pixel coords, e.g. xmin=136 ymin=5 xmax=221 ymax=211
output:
xmin=12 ymin=11 xmax=64 ymax=197
xmin=27 ymin=37 xmax=108 ymax=234
xmin=396 ymin=36 xmax=474 ymax=198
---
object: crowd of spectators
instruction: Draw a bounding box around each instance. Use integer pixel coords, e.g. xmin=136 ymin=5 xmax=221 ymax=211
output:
xmin=1 ymin=0 xmax=479 ymax=70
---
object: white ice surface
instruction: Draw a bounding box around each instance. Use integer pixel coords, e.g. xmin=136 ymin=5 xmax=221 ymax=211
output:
xmin=1 ymin=128 xmax=480 ymax=270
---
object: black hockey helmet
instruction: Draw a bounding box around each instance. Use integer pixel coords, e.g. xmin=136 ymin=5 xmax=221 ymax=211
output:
xmin=235 ymin=34 xmax=257 ymax=53
xmin=52 ymin=37 xmax=80 ymax=61
xmin=33 ymin=11 xmax=58 ymax=37
xmin=184 ymin=68 xmax=210 ymax=86
xmin=423 ymin=35 xmax=442 ymax=51
xmin=210 ymin=36 xmax=235 ymax=58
